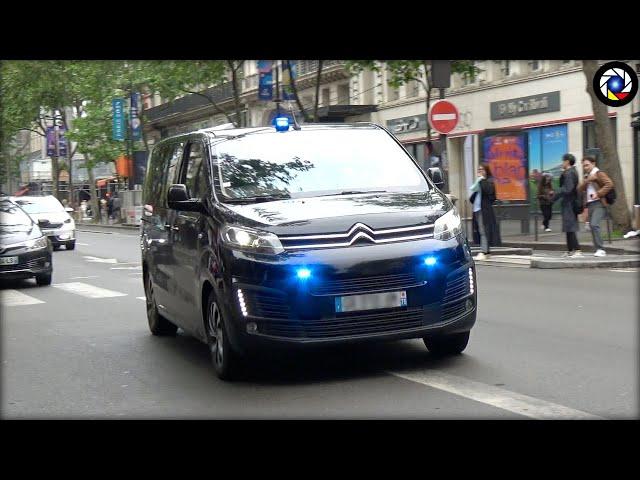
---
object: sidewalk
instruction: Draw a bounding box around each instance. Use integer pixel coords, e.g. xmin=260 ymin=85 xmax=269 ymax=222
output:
xmin=76 ymin=221 xmax=139 ymax=234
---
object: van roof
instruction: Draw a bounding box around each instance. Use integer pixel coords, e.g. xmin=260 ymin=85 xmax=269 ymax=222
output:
xmin=156 ymin=123 xmax=382 ymax=145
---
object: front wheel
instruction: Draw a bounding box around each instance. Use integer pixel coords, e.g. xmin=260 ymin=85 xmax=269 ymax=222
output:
xmin=205 ymin=291 xmax=242 ymax=381
xmin=35 ymin=272 xmax=52 ymax=286
xmin=423 ymin=331 xmax=470 ymax=356
xmin=66 ymin=241 xmax=76 ymax=250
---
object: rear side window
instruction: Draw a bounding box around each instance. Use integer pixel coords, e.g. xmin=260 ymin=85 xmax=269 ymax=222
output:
xmin=182 ymin=141 xmax=207 ymax=198
xmin=144 ymin=141 xmax=185 ymax=208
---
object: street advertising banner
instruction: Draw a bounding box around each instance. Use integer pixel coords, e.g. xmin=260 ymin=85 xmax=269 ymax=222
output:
xmin=282 ymin=60 xmax=297 ymax=101
xmin=57 ymin=126 xmax=67 ymax=157
xmin=130 ymin=93 xmax=142 ymax=141
xmin=46 ymin=126 xmax=68 ymax=157
xmin=482 ymin=133 xmax=528 ymax=202
xmin=258 ymin=60 xmax=273 ymax=100
xmin=112 ymin=98 xmax=125 ymax=141
xmin=46 ymin=127 xmax=56 ymax=157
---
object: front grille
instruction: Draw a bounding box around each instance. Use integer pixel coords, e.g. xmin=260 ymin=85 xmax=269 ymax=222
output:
xmin=310 ymin=272 xmax=423 ymax=296
xmin=279 ymin=222 xmax=434 ymax=251
xmin=256 ymin=307 xmax=424 ymax=339
xmin=0 ymin=256 xmax=46 ymax=272
xmin=244 ymin=291 xmax=290 ymax=319
xmin=442 ymin=299 xmax=469 ymax=321
xmin=42 ymin=223 xmax=63 ymax=229
xmin=443 ymin=271 xmax=470 ymax=304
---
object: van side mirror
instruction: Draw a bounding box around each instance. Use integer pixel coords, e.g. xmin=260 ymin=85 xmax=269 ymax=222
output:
xmin=65 ymin=207 xmax=74 ymax=213
xmin=167 ymin=184 xmax=204 ymax=212
xmin=427 ymin=167 xmax=444 ymax=189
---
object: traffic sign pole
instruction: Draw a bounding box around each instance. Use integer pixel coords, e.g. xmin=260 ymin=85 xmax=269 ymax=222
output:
xmin=439 ymin=88 xmax=448 ymax=193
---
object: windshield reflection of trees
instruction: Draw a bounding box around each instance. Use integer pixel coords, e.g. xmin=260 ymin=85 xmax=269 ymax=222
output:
xmin=220 ymin=154 xmax=314 ymax=198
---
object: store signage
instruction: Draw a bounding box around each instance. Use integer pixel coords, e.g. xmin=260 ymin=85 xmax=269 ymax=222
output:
xmin=386 ymin=114 xmax=427 ymax=134
xmin=112 ymin=98 xmax=125 ymax=141
xmin=490 ymin=91 xmax=560 ymax=120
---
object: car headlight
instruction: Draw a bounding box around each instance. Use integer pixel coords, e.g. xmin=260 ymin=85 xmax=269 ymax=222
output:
xmin=433 ymin=209 xmax=462 ymax=241
xmin=221 ymin=225 xmax=284 ymax=255
xmin=26 ymin=236 xmax=49 ymax=250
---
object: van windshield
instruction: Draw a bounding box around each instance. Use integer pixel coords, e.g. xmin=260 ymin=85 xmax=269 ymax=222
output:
xmin=212 ymin=128 xmax=430 ymax=200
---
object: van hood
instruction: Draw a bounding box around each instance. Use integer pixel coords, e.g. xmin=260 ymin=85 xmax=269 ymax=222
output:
xmin=219 ymin=191 xmax=451 ymax=235
xmin=27 ymin=212 xmax=70 ymax=224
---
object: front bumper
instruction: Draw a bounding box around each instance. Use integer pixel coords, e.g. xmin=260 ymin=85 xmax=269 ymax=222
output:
xmin=218 ymin=235 xmax=476 ymax=351
xmin=0 ymin=249 xmax=52 ymax=280
xmin=42 ymin=227 xmax=75 ymax=245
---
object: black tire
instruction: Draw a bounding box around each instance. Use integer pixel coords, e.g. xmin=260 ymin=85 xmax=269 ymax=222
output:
xmin=66 ymin=241 xmax=76 ymax=250
xmin=53 ymin=244 xmax=61 ymax=251
xmin=423 ymin=331 xmax=470 ymax=356
xmin=35 ymin=272 xmax=52 ymax=286
xmin=205 ymin=291 xmax=242 ymax=381
xmin=145 ymin=273 xmax=177 ymax=336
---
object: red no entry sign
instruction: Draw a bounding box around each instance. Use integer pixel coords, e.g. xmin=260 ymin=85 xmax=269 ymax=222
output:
xmin=429 ymin=100 xmax=459 ymax=134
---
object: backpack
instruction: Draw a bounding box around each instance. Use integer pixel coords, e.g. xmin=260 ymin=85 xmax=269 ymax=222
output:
xmin=573 ymin=196 xmax=584 ymax=215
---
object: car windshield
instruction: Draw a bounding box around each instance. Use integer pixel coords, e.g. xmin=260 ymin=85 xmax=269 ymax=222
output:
xmin=212 ymin=127 xmax=430 ymax=200
xmin=14 ymin=196 xmax=64 ymax=214
xmin=0 ymin=200 xmax=34 ymax=229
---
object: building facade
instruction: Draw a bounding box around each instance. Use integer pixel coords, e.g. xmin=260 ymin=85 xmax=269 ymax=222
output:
xmin=143 ymin=60 xmax=640 ymax=224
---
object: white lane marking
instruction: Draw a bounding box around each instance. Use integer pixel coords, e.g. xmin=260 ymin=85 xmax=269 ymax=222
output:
xmin=136 ymin=297 xmax=146 ymax=301
xmin=70 ymin=276 xmax=100 ymax=280
xmin=608 ymin=268 xmax=639 ymax=273
xmin=0 ymin=290 xmax=45 ymax=307
xmin=83 ymin=256 xmax=118 ymax=264
xmin=111 ymin=266 xmax=142 ymax=270
xmin=52 ymin=282 xmax=127 ymax=299
xmin=388 ymin=370 xmax=603 ymax=420
xmin=76 ymin=243 xmax=90 ymax=246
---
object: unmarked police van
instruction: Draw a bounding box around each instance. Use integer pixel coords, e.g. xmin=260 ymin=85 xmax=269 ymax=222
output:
xmin=141 ymin=121 xmax=477 ymax=380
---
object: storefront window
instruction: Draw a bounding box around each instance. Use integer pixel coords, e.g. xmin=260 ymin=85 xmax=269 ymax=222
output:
xmin=527 ymin=124 xmax=568 ymax=212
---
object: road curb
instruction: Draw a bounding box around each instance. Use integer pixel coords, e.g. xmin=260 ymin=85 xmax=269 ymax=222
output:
xmin=76 ymin=223 xmax=139 ymax=234
xmin=470 ymin=247 xmax=532 ymax=256
xmin=530 ymin=255 xmax=640 ymax=269
xmin=501 ymin=241 xmax=631 ymax=255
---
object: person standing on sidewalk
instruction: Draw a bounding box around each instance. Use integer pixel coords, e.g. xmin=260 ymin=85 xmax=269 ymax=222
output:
xmin=537 ymin=172 xmax=554 ymax=232
xmin=578 ymin=156 xmax=613 ymax=257
xmin=469 ymin=163 xmax=500 ymax=260
xmin=552 ymin=153 xmax=582 ymax=257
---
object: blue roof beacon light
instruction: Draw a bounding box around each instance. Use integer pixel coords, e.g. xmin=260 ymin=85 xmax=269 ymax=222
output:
xmin=274 ymin=116 xmax=290 ymax=132
xmin=296 ymin=267 xmax=312 ymax=280
xmin=423 ymin=256 xmax=437 ymax=267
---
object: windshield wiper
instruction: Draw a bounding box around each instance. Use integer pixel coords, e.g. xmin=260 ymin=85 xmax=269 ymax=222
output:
xmin=316 ymin=190 xmax=388 ymax=197
xmin=223 ymin=193 xmax=291 ymax=204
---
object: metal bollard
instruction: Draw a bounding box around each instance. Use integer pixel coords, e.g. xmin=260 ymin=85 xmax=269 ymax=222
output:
xmin=534 ymin=213 xmax=538 ymax=242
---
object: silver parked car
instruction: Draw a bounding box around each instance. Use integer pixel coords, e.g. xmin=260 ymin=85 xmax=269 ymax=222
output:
xmin=11 ymin=196 xmax=76 ymax=250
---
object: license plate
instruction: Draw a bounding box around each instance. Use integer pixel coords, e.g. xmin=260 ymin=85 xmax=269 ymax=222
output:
xmin=0 ymin=256 xmax=19 ymax=265
xmin=335 ymin=291 xmax=407 ymax=313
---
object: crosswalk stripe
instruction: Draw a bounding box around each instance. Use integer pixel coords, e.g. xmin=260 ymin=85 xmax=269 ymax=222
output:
xmin=388 ymin=370 xmax=603 ymax=420
xmin=52 ymin=282 xmax=127 ymax=299
xmin=136 ymin=297 xmax=146 ymax=301
xmin=0 ymin=289 xmax=45 ymax=307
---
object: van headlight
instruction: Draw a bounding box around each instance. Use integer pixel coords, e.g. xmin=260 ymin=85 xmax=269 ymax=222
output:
xmin=25 ymin=236 xmax=49 ymax=250
xmin=433 ymin=209 xmax=462 ymax=241
xmin=221 ymin=225 xmax=284 ymax=254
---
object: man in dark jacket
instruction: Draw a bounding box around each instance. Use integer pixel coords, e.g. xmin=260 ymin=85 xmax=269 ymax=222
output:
xmin=552 ymin=153 xmax=582 ymax=257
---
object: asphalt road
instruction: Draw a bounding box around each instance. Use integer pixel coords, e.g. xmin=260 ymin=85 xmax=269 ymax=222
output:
xmin=2 ymin=230 xmax=638 ymax=419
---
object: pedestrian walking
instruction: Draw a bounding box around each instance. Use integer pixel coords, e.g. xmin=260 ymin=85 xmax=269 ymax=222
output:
xmin=469 ymin=163 xmax=501 ymax=260
xmin=112 ymin=192 xmax=121 ymax=223
xmin=537 ymin=172 xmax=555 ymax=232
xmin=552 ymin=153 xmax=583 ymax=257
xmin=577 ymin=156 xmax=614 ymax=257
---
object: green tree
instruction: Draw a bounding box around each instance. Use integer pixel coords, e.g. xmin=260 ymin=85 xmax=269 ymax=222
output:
xmin=66 ymin=99 xmax=124 ymax=223
xmin=581 ymin=60 xmax=632 ymax=232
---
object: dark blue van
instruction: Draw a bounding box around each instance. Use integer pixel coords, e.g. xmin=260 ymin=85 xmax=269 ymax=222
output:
xmin=141 ymin=123 xmax=476 ymax=380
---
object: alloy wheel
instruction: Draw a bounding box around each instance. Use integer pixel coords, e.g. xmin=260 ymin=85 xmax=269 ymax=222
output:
xmin=208 ymin=301 xmax=224 ymax=368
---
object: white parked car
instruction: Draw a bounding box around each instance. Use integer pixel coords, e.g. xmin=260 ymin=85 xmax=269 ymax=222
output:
xmin=11 ymin=196 xmax=76 ymax=250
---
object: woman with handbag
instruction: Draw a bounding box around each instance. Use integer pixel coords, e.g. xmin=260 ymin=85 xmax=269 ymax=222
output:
xmin=469 ymin=163 xmax=500 ymax=260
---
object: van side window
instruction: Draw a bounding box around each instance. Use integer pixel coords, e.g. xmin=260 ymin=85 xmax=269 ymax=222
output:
xmin=183 ymin=141 xmax=206 ymax=198
xmin=144 ymin=144 xmax=166 ymax=208
xmin=160 ymin=142 xmax=184 ymax=207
